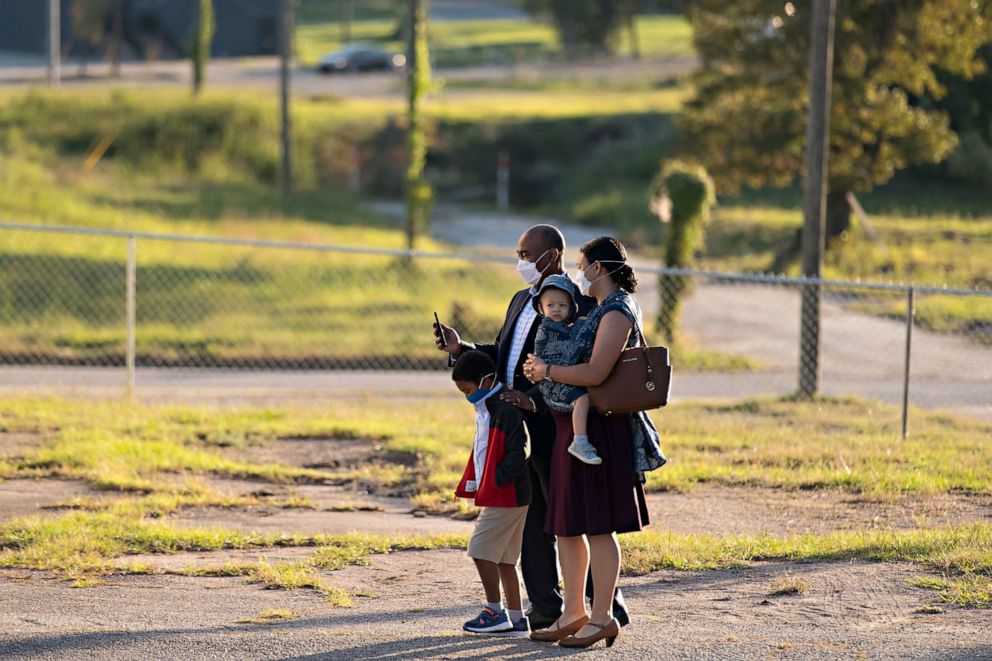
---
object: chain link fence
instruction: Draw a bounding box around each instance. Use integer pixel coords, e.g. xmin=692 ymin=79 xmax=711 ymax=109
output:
xmin=2 ymin=222 xmax=991 ymax=425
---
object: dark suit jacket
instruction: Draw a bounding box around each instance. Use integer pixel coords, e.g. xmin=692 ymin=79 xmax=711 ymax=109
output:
xmin=457 ymin=283 xmax=596 ymax=455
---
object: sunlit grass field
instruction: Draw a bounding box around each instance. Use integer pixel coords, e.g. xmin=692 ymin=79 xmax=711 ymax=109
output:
xmin=0 ymin=86 xmax=712 ymax=368
xmin=0 ymin=82 xmax=987 ymax=362
xmin=1 ymin=394 xmax=991 ymax=605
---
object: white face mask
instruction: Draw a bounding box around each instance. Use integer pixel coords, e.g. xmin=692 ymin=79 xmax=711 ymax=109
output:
xmin=577 ymin=261 xmax=624 ymax=296
xmin=516 ymin=249 xmax=551 ymax=286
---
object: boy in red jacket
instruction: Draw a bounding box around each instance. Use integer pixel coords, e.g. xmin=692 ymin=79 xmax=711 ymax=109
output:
xmin=452 ymin=350 xmax=533 ymax=637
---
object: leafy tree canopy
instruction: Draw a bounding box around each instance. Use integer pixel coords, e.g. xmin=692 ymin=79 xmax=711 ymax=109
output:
xmin=681 ymin=0 xmax=992 ymax=225
xmin=524 ymin=0 xmax=645 ymax=52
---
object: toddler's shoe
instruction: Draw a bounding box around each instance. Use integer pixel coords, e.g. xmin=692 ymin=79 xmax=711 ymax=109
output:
xmin=568 ymin=437 xmax=602 ymax=465
xmin=463 ymin=607 xmax=513 ymax=634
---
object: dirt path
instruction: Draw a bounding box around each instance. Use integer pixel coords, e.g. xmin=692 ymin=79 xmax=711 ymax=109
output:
xmin=2 ymin=551 xmax=989 ymax=660
xmin=4 ymin=429 xmax=992 ymax=659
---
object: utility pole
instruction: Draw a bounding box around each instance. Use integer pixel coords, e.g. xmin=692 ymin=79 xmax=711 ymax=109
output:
xmin=343 ymin=0 xmax=354 ymax=43
xmin=279 ymin=0 xmax=295 ymax=208
xmin=110 ymin=0 xmax=125 ymax=77
xmin=798 ymin=0 xmax=837 ymax=397
xmin=48 ymin=0 xmax=61 ymax=87
xmin=405 ymin=0 xmax=431 ymax=251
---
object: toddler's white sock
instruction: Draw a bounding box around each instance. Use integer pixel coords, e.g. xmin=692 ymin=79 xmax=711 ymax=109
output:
xmin=508 ymin=609 xmax=524 ymax=623
xmin=487 ymin=601 xmax=503 ymax=613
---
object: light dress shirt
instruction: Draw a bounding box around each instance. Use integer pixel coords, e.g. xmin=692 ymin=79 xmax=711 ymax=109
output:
xmin=503 ymin=287 xmax=538 ymax=386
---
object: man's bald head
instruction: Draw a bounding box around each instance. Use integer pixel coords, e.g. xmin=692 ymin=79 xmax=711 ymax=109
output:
xmin=516 ymin=224 xmax=565 ymax=287
xmin=522 ymin=224 xmax=565 ymax=254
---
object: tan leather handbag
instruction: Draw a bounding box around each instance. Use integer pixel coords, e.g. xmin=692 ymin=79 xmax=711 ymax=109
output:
xmin=588 ymin=345 xmax=672 ymax=416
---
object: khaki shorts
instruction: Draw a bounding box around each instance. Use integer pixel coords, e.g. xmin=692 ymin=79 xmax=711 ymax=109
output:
xmin=467 ymin=505 xmax=529 ymax=564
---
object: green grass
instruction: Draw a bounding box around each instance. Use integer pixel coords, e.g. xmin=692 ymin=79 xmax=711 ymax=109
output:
xmin=0 ymin=510 xmax=466 ymax=603
xmin=236 ymin=609 xmax=301 ymax=625
xmin=911 ymin=575 xmax=992 ymax=608
xmin=248 ymin=560 xmax=353 ymax=606
xmin=3 ymin=394 xmax=992 ymax=516
xmin=622 ymin=524 xmax=992 ymax=607
xmin=645 ymin=396 xmax=992 ymax=495
xmin=1 ymin=84 xmax=987 ymax=365
xmin=2 ymin=394 xmax=992 ymax=606
xmin=2 ymin=505 xmax=990 ymax=607
xmin=0 ymin=88 xmax=691 ymax=367
xmin=295 ymin=13 xmax=694 ymax=69
xmin=0 ymin=511 xmax=315 ymax=575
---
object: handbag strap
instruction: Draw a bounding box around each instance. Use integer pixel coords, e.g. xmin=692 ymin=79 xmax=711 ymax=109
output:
xmin=629 ymin=316 xmax=656 ymax=380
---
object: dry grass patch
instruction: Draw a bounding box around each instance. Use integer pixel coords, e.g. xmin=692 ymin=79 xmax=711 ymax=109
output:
xmin=237 ymin=609 xmax=301 ymax=625
xmin=768 ymin=574 xmax=812 ymax=596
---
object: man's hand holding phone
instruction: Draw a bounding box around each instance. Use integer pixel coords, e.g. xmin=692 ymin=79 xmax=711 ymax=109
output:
xmin=433 ymin=312 xmax=462 ymax=355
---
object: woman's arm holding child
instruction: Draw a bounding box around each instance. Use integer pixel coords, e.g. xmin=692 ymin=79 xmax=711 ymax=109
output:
xmin=524 ymin=311 xmax=632 ymax=387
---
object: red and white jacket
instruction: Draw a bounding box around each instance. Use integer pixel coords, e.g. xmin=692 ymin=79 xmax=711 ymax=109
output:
xmin=455 ymin=385 xmax=532 ymax=508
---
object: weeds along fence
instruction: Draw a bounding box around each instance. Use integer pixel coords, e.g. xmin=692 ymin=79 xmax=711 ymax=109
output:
xmin=1 ymin=222 xmax=990 ymax=429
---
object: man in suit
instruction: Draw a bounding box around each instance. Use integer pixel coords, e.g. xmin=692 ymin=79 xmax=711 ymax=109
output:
xmin=434 ymin=224 xmax=628 ymax=630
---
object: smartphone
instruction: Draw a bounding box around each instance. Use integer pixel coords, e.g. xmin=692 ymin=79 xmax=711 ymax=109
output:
xmin=433 ymin=311 xmax=447 ymax=348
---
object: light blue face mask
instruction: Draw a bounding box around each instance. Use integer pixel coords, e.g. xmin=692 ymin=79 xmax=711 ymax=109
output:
xmin=466 ymin=372 xmax=496 ymax=404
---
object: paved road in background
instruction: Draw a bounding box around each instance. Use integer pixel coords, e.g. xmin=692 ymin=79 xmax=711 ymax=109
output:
xmin=0 ymin=0 xmax=694 ymax=96
xmin=0 ymin=52 xmax=698 ymax=98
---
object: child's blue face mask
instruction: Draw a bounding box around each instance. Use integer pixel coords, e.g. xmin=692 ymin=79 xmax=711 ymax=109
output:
xmin=466 ymin=373 xmax=495 ymax=404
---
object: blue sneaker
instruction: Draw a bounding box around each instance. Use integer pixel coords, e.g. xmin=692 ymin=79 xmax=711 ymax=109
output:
xmin=463 ymin=607 xmax=513 ymax=634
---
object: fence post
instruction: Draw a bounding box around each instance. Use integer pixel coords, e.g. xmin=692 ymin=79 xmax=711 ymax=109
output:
xmin=48 ymin=0 xmax=61 ymax=87
xmin=126 ymin=235 xmax=136 ymax=400
xmin=901 ymin=286 xmax=915 ymax=439
xmin=497 ymin=150 xmax=510 ymax=211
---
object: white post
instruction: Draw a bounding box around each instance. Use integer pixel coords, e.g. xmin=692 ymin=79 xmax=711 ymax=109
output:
xmin=126 ymin=235 xmax=136 ymax=400
xmin=497 ymin=150 xmax=510 ymax=211
xmin=49 ymin=0 xmax=61 ymax=87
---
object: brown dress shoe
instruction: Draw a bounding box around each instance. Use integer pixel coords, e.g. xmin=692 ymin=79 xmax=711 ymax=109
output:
xmin=558 ymin=618 xmax=620 ymax=649
xmin=529 ymin=615 xmax=589 ymax=642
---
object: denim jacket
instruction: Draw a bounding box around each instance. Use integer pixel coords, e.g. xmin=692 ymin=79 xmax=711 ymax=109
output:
xmin=534 ymin=318 xmax=588 ymax=413
xmin=580 ymin=291 xmax=668 ymax=480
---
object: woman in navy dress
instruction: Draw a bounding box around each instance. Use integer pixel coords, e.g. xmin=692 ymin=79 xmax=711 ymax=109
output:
xmin=523 ymin=236 xmax=666 ymax=649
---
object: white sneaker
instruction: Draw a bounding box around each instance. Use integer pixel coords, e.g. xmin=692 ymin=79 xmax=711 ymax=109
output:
xmin=568 ymin=437 xmax=602 ymax=465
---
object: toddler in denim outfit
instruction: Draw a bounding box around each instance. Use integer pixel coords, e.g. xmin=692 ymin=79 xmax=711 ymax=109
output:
xmin=532 ymin=274 xmax=601 ymax=465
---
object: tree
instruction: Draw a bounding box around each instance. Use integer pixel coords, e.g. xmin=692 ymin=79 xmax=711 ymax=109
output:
xmin=108 ymin=0 xmax=124 ymax=77
xmin=190 ymin=0 xmax=215 ymax=95
xmin=940 ymin=46 xmax=992 ymax=185
xmin=524 ymin=0 xmax=645 ymax=54
xmin=405 ymin=0 xmax=433 ymax=251
xmin=680 ymin=0 xmax=992 ymax=252
xmin=70 ymin=0 xmax=110 ymax=76
xmin=649 ymin=161 xmax=716 ymax=342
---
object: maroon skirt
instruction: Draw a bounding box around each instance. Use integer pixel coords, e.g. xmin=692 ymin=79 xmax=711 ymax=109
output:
xmin=545 ymin=409 xmax=650 ymax=537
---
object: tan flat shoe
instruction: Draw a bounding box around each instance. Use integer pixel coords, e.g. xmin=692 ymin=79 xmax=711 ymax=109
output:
xmin=558 ymin=618 xmax=620 ymax=649
xmin=529 ymin=615 xmax=589 ymax=642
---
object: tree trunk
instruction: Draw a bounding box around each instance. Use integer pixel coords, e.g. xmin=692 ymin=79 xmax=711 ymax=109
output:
xmin=825 ymin=189 xmax=851 ymax=243
xmin=627 ymin=11 xmax=640 ymax=59
xmin=110 ymin=0 xmax=124 ymax=77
